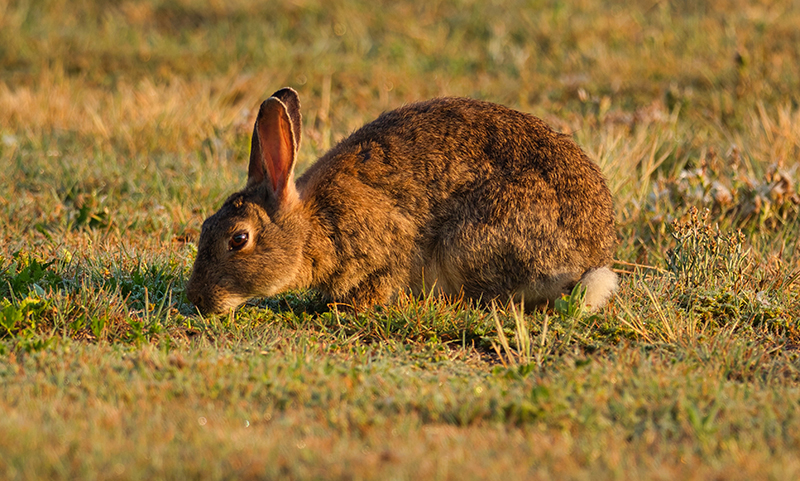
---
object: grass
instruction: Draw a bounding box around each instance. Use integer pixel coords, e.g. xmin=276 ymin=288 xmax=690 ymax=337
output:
xmin=2 ymin=0 xmax=800 ymax=479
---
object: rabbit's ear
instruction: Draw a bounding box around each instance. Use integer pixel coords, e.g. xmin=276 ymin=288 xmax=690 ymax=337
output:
xmin=247 ymin=96 xmax=299 ymax=202
xmin=268 ymin=87 xmax=302 ymax=149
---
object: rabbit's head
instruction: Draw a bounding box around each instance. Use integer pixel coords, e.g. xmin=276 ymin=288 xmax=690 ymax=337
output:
xmin=186 ymin=88 xmax=307 ymax=314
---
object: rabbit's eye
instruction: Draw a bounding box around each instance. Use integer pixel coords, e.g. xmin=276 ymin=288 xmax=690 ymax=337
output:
xmin=229 ymin=232 xmax=249 ymax=251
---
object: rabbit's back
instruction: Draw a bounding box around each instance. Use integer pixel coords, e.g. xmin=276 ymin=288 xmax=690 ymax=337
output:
xmin=297 ymin=97 xmax=616 ymax=307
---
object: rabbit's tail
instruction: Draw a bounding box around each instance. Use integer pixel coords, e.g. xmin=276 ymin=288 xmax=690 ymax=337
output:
xmin=579 ymin=267 xmax=618 ymax=311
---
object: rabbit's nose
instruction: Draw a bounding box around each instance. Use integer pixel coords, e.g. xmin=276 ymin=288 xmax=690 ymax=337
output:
xmin=189 ymin=292 xmax=205 ymax=311
xmin=185 ymin=284 xmax=205 ymax=311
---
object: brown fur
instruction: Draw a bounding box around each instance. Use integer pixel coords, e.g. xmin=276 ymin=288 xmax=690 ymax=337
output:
xmin=186 ymin=88 xmax=617 ymax=314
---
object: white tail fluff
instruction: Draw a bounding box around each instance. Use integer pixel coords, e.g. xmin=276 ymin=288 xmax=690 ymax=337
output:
xmin=579 ymin=267 xmax=618 ymax=311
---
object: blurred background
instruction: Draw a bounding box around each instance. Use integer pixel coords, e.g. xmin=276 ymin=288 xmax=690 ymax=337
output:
xmin=1 ymin=0 xmax=799 ymax=263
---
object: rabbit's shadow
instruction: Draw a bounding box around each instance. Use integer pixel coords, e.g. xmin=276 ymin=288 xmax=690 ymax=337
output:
xmin=253 ymin=289 xmax=332 ymax=318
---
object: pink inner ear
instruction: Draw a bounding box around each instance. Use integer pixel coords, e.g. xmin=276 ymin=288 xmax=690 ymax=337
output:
xmin=247 ymin=126 xmax=266 ymax=185
xmin=254 ymin=99 xmax=297 ymax=199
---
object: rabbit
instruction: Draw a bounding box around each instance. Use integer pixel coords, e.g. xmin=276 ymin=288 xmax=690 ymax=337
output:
xmin=186 ymin=87 xmax=618 ymax=315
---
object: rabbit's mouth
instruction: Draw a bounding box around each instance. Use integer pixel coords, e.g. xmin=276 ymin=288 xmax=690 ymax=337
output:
xmin=191 ymin=292 xmax=248 ymax=315
xmin=186 ymin=277 xmax=248 ymax=315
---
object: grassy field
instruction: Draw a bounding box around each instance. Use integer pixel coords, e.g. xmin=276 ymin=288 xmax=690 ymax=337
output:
xmin=2 ymin=0 xmax=800 ymax=479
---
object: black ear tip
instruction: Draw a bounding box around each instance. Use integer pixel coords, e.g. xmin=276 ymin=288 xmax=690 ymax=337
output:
xmin=272 ymin=86 xmax=298 ymax=95
xmin=270 ymin=87 xmax=300 ymax=106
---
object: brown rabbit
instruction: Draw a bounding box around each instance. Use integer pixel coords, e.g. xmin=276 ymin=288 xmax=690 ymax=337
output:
xmin=186 ymin=87 xmax=617 ymax=314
